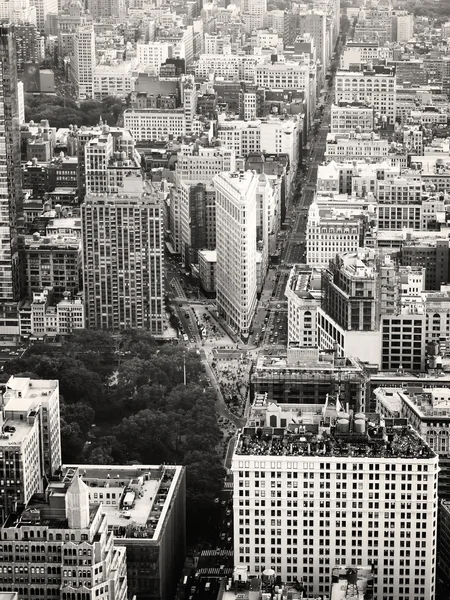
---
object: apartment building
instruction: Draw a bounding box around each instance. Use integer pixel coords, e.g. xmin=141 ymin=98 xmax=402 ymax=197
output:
xmin=176 ymin=146 xmax=236 ymax=184
xmin=377 ymin=172 xmax=423 ymax=229
xmin=325 ymin=132 xmax=392 ymax=162
xmin=21 ymin=232 xmax=81 ymax=302
xmin=213 ymin=171 xmax=258 ymax=338
xmin=255 ymin=62 xmax=310 ymax=92
xmin=335 ymin=66 xmax=397 ymax=124
xmin=195 ymin=54 xmax=264 ymax=82
xmin=93 ymin=62 xmax=136 ymax=100
xmin=298 ymin=10 xmax=328 ymax=69
xmin=232 ymin=398 xmax=438 ymax=599
xmin=391 ymin=11 xmax=414 ymax=43
xmin=81 ymin=173 xmax=164 ymax=333
xmin=217 ymin=115 xmax=302 ymax=181
xmin=19 ymin=288 xmax=85 ymax=338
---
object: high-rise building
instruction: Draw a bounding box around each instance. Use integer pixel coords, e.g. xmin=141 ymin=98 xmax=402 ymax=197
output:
xmin=21 ymin=232 xmax=81 ymax=302
xmin=29 ymin=0 xmax=57 ymax=31
xmin=213 ymin=171 xmax=258 ymax=338
xmin=0 ymin=470 xmax=128 ymax=600
xmin=0 ymin=25 xmax=23 ymax=302
xmin=179 ymin=183 xmax=216 ymax=267
xmin=232 ymin=397 xmax=438 ymax=598
xmin=86 ymin=0 xmax=125 ymax=20
xmin=62 ymin=464 xmax=186 ymax=600
xmin=391 ymin=10 xmax=414 ymax=42
xmin=84 ymin=129 xmax=141 ymax=194
xmin=306 ymin=201 xmax=362 ymax=268
xmin=71 ymin=25 xmax=95 ymax=100
xmin=14 ymin=24 xmax=38 ymax=71
xmin=0 ymin=375 xmax=61 ymax=519
xmin=241 ymin=0 xmax=266 ymax=31
xmin=81 ymin=173 xmax=164 ymax=333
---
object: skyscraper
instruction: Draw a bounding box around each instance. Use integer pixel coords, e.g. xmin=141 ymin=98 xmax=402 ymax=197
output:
xmin=81 ymin=172 xmax=164 ymax=333
xmin=213 ymin=170 xmax=258 ymax=338
xmin=232 ymin=397 xmax=438 ymax=598
xmin=71 ymin=25 xmax=95 ymax=100
xmin=0 ymin=25 xmax=22 ymax=301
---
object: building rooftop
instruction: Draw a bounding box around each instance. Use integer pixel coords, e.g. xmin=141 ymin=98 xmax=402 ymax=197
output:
xmin=235 ymin=399 xmax=434 ymax=459
xmin=3 ymin=376 xmax=58 ymax=414
xmin=330 ymin=566 xmax=374 ymax=600
xmin=376 ymin=386 xmax=450 ymax=419
xmin=287 ymin=266 xmax=321 ymax=299
xmin=62 ymin=464 xmax=184 ymax=541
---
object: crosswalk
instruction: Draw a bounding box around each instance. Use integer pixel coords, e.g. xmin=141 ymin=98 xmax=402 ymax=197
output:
xmin=197 ymin=568 xmax=233 ymax=576
xmin=201 ymin=549 xmax=233 ymax=557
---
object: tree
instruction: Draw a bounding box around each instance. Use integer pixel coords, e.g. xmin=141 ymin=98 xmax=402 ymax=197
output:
xmin=60 ymin=421 xmax=85 ymax=462
xmin=60 ymin=401 xmax=95 ymax=435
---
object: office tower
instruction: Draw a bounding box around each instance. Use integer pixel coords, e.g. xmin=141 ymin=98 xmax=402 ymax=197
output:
xmin=176 ymin=145 xmax=235 ymax=266
xmin=29 ymin=0 xmax=56 ymax=30
xmin=81 ymin=173 xmax=164 ymax=333
xmin=63 ymin=464 xmax=186 ymax=600
xmin=0 ymin=376 xmax=61 ymax=518
xmin=213 ymin=171 xmax=258 ymax=338
xmin=71 ymin=25 xmax=95 ymax=100
xmin=232 ymin=398 xmax=438 ymax=599
xmin=0 ymin=25 xmax=22 ymax=302
xmin=0 ymin=470 xmax=128 ymax=600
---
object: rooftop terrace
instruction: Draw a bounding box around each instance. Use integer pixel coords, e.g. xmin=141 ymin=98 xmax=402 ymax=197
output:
xmin=235 ymin=403 xmax=434 ymax=459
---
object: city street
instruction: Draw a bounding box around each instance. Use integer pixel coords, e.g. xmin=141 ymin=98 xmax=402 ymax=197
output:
xmin=281 ymin=97 xmax=333 ymax=268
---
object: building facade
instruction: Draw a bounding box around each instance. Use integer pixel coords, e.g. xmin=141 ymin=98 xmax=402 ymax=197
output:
xmin=81 ymin=174 xmax=164 ymax=333
xmin=214 ymin=171 xmax=258 ymax=338
xmin=232 ymin=399 xmax=438 ymax=599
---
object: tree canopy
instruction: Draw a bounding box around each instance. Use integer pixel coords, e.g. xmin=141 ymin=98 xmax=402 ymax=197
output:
xmin=25 ymin=95 xmax=126 ymax=128
xmin=5 ymin=330 xmax=224 ymax=542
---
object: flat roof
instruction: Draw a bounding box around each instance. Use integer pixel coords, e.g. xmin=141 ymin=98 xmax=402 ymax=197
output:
xmin=63 ymin=464 xmax=184 ymax=541
xmin=235 ymin=417 xmax=434 ymax=459
xmin=4 ymin=377 xmax=58 ymax=414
